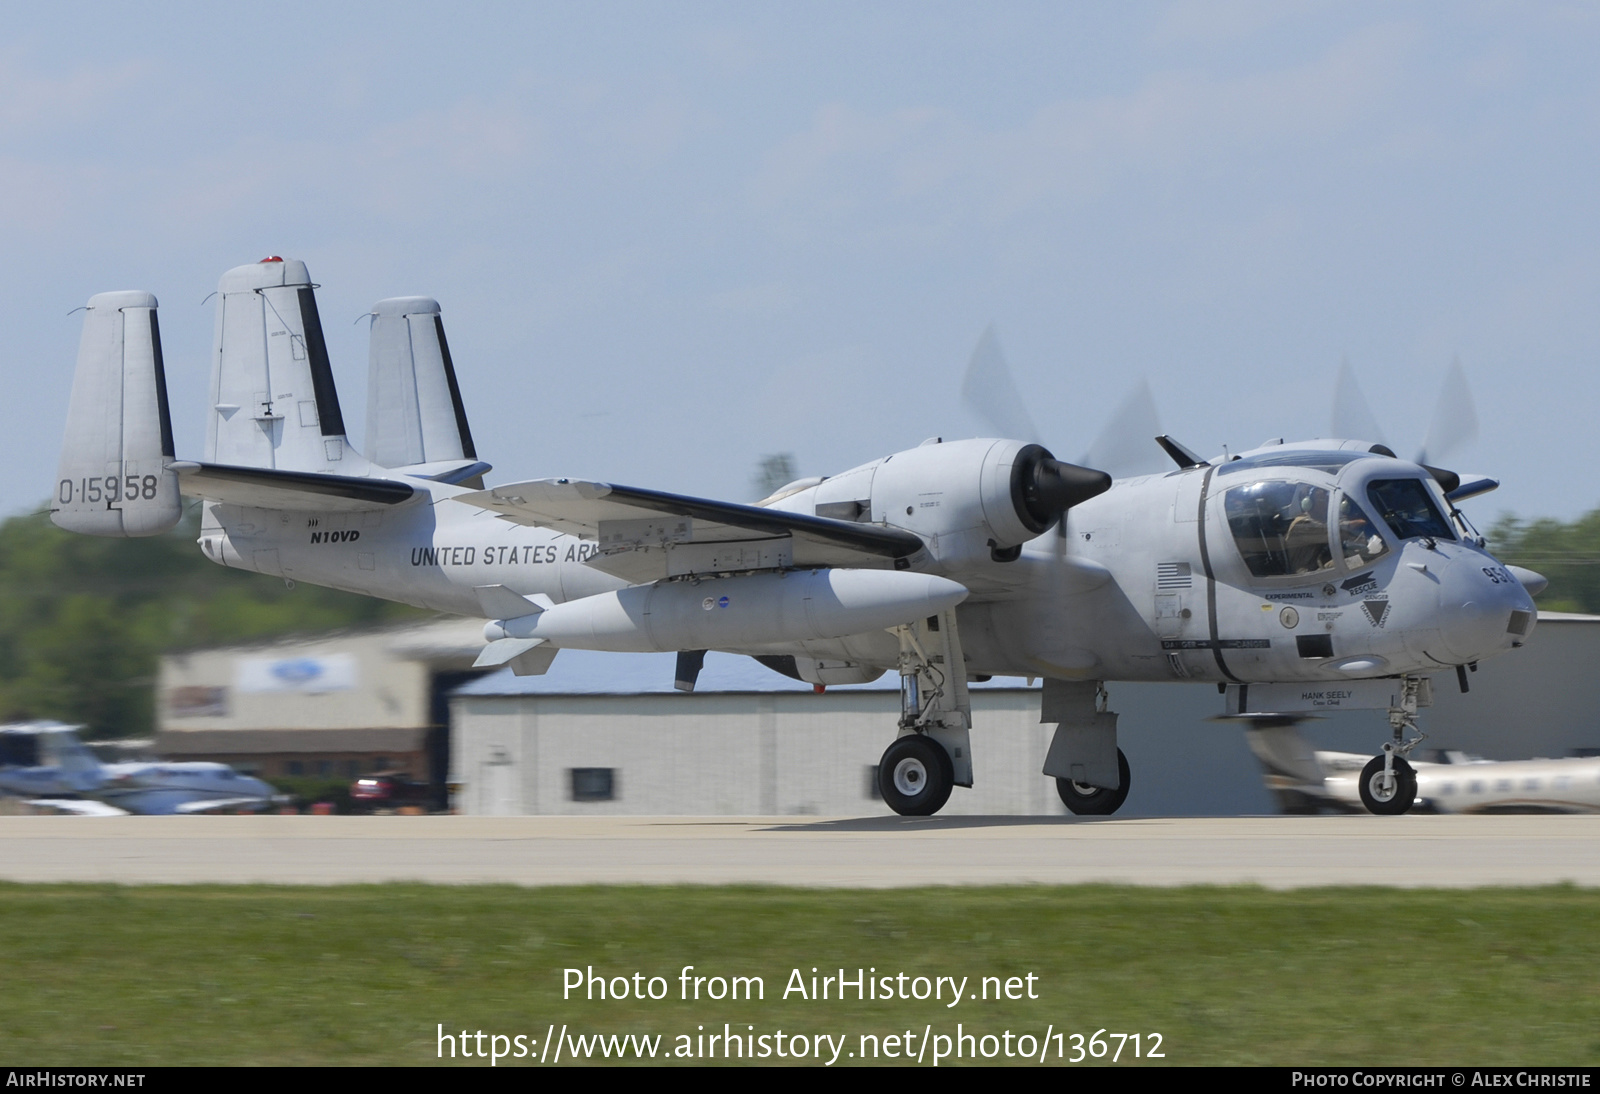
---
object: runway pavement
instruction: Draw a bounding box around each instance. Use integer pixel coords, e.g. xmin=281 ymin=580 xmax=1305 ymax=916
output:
xmin=1 ymin=814 xmax=1597 ymax=888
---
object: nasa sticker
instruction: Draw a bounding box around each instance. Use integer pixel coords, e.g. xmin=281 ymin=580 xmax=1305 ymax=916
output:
xmin=718 ymin=596 xmax=730 ymax=609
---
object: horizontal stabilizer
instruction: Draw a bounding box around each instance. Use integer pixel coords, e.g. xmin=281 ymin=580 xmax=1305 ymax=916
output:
xmin=391 ymin=460 xmax=494 ymax=485
xmin=172 ymin=462 xmax=416 ymax=512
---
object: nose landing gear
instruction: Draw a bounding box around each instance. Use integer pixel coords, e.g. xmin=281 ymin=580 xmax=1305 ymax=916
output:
xmin=1362 ymin=676 xmax=1426 ymax=815
xmin=1359 ymin=753 xmax=1417 ymax=815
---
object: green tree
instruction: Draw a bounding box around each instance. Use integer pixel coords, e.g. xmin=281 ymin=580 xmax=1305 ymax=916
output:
xmin=0 ymin=504 xmax=426 ymax=736
xmin=1488 ymin=511 xmax=1600 ymax=614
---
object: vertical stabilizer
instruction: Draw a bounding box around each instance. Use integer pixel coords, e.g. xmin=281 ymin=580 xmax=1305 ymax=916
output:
xmin=364 ymin=296 xmax=479 ymax=469
xmin=44 ymin=725 xmax=105 ymax=793
xmin=52 ymin=291 xmax=182 ymax=537
xmin=1244 ymin=723 xmax=1340 ymax=814
xmin=206 ymin=257 xmax=370 ymax=474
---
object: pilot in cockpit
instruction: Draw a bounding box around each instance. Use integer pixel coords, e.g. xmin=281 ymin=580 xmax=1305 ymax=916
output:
xmin=1339 ymin=495 xmax=1388 ymax=564
xmin=1283 ymin=486 xmax=1333 ymax=574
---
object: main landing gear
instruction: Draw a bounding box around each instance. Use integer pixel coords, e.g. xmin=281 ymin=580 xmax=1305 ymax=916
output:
xmin=1056 ymin=748 xmax=1131 ymax=815
xmin=1040 ymin=679 xmax=1130 ymax=817
xmin=870 ymin=622 xmax=1140 ymax=819
xmin=876 ymin=611 xmax=973 ymax=817
xmin=1361 ymin=676 xmax=1426 ymax=815
xmin=878 ymin=734 xmax=954 ymax=816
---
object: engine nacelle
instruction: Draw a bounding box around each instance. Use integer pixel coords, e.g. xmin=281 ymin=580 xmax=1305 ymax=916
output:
xmin=863 ymin=438 xmax=1110 ymax=565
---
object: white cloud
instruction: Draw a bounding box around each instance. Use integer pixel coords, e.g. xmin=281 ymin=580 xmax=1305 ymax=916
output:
xmin=750 ymin=22 xmax=1417 ymax=235
xmin=0 ymin=54 xmax=148 ymax=132
xmin=1151 ymin=0 xmax=1336 ymax=49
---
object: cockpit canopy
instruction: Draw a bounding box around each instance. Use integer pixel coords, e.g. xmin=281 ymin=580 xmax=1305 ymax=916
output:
xmin=1365 ymin=478 xmax=1455 ymax=542
xmin=1225 ymin=481 xmax=1337 ymax=578
xmin=1215 ymin=448 xmax=1379 ymax=478
xmin=1223 ymin=469 xmax=1454 ymax=582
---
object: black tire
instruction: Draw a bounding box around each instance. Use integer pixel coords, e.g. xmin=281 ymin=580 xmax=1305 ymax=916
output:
xmin=878 ymin=735 xmax=955 ymax=816
xmin=1056 ymin=748 xmax=1131 ymax=816
xmin=1358 ymin=755 xmax=1417 ymax=815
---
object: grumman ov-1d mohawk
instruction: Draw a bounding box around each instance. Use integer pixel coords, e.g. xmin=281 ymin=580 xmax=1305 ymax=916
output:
xmin=53 ymin=257 xmax=1545 ymax=816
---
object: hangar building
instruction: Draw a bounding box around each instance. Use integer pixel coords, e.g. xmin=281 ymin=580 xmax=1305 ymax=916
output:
xmin=449 ymin=613 xmax=1600 ymax=816
xmin=151 ymin=612 xmax=1600 ymax=816
xmin=156 ymin=617 xmax=485 ymax=786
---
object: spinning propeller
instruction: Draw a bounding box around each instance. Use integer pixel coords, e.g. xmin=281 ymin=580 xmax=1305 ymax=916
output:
xmin=960 ymin=324 xmax=1169 ymax=480
xmin=960 ymin=327 xmax=1498 ymax=525
xmin=960 ymin=324 xmax=1155 ymax=543
xmin=1332 ymin=358 xmax=1490 ymax=500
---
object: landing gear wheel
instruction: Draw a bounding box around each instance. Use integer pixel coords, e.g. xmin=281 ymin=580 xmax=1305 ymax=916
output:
xmin=1359 ymin=755 xmax=1418 ymax=815
xmin=1056 ymin=748 xmax=1131 ymax=816
xmin=878 ymin=735 xmax=955 ymax=817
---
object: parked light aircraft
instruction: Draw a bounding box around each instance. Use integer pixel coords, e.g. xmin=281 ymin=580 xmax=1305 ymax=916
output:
xmin=50 ymin=258 xmax=1544 ymax=816
xmin=0 ymin=722 xmax=276 ymax=815
xmin=1246 ymin=722 xmax=1600 ymax=815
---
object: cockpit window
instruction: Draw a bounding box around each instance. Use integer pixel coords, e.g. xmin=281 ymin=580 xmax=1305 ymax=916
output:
xmin=1224 ymin=482 xmax=1334 ymax=578
xmin=1338 ymin=495 xmax=1389 ymax=566
xmin=1366 ymin=479 xmax=1455 ymax=541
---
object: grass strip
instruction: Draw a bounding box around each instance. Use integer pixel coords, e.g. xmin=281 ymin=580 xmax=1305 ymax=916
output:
xmin=1 ymin=883 xmax=1596 ymax=1066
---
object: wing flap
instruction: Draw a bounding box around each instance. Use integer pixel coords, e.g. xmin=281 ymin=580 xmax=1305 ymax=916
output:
xmin=454 ymin=479 xmax=925 ymax=570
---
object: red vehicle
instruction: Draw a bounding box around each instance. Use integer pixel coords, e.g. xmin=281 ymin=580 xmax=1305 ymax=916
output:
xmin=350 ymin=771 xmax=433 ymax=812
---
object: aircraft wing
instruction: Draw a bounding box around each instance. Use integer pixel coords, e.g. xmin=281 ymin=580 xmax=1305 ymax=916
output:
xmin=27 ymin=798 xmax=129 ymax=816
xmin=172 ymin=462 xmax=417 ymax=512
xmin=454 ymin=479 xmax=925 ymax=582
xmin=172 ymin=796 xmax=273 ymax=815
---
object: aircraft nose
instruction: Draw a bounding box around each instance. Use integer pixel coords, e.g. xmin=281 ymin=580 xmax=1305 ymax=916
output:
xmin=1437 ymin=557 xmax=1537 ymax=662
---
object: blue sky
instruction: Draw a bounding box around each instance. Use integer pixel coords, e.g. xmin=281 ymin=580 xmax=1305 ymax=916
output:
xmin=7 ymin=2 xmax=1598 ymax=521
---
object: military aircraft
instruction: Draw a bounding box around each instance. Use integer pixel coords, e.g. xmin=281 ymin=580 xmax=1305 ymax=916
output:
xmin=0 ymin=722 xmax=277 ymax=815
xmin=50 ymin=258 xmax=1543 ymax=817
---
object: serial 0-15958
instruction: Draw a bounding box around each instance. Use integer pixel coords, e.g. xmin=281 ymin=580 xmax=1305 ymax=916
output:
xmin=58 ymin=476 xmax=160 ymax=504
